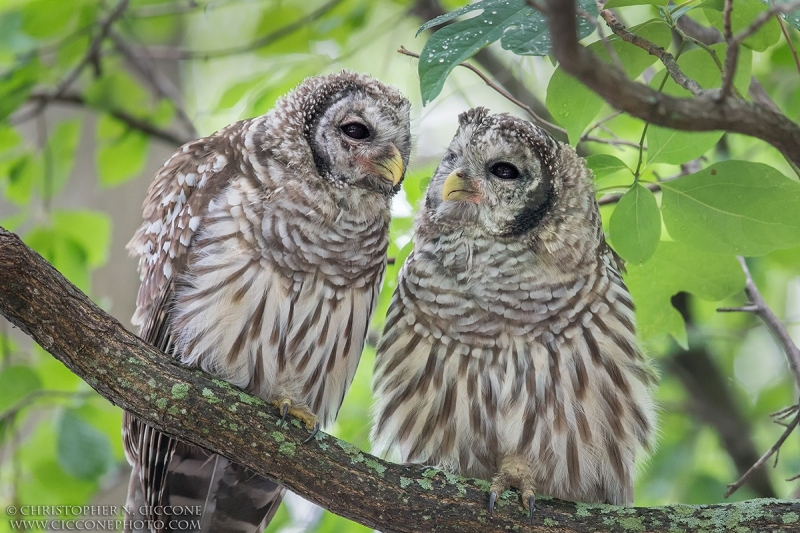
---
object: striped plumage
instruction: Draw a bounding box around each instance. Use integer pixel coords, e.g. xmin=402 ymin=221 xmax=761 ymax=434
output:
xmin=371 ymin=108 xmax=657 ymax=514
xmin=124 ymin=71 xmax=411 ymax=533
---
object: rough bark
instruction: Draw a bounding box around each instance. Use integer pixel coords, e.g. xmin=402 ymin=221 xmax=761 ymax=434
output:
xmin=0 ymin=226 xmax=798 ymax=533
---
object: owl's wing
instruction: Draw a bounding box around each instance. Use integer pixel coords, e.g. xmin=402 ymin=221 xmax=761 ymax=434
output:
xmin=124 ymin=123 xmax=285 ymax=533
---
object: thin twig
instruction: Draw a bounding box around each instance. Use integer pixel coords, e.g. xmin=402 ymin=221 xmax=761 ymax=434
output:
xmin=598 ymin=7 xmax=703 ymax=96
xmin=774 ymin=3 xmax=800 ymax=78
xmin=732 ymin=257 xmax=800 ymax=388
xmin=730 ymin=1 xmax=800 ymax=46
xmin=12 ymin=0 xmax=130 ymax=124
xmin=725 ymin=404 xmax=800 ymax=498
xmin=133 ymin=0 xmax=342 ymax=60
xmin=20 ymin=92 xmax=191 ymax=146
xmin=397 ymin=46 xmax=566 ymax=134
xmin=110 ymin=30 xmax=198 ymax=138
xmin=720 ymin=0 xmax=738 ymax=100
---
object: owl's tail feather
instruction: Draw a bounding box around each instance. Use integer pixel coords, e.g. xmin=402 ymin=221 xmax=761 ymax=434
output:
xmin=124 ymin=435 xmax=285 ymax=533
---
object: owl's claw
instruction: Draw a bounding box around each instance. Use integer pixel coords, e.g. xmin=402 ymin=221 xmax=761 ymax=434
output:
xmin=489 ymin=456 xmax=537 ymax=523
xmin=302 ymin=421 xmax=320 ymax=443
xmin=527 ymin=495 xmax=536 ymax=523
xmin=488 ymin=490 xmax=498 ymax=516
xmin=271 ymin=399 xmax=319 ymax=439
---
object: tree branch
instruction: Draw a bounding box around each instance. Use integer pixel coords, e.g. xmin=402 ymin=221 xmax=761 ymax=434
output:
xmin=20 ymin=91 xmax=191 ymax=147
xmin=539 ymin=0 xmax=800 ymax=167
xmin=11 ymin=0 xmax=130 ymax=124
xmin=131 ymin=0 xmax=342 ymax=60
xmin=2 ymin=231 xmax=800 ymax=531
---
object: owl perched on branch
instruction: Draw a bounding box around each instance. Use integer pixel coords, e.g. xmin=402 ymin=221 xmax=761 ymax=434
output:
xmin=124 ymin=71 xmax=411 ymax=533
xmin=371 ymin=108 xmax=656 ymax=519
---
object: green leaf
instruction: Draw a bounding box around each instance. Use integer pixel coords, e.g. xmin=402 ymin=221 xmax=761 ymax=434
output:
xmin=585 ymin=154 xmax=632 ymax=178
xmin=661 ymin=161 xmax=800 ymax=256
xmin=0 ymin=365 xmax=41 ymax=412
xmin=547 ymin=20 xmax=672 ymax=143
xmin=52 ymin=210 xmax=111 ymax=268
xmin=253 ymin=5 xmax=311 ymax=55
xmin=4 ymin=153 xmax=41 ymax=206
xmin=96 ymin=114 xmax=149 ymax=186
xmin=609 ymin=184 xmax=661 ymax=264
xmin=703 ymin=0 xmax=780 ymax=51
xmin=0 ymin=57 xmax=42 ymax=121
xmin=57 ymin=409 xmax=114 ymax=480
xmin=21 ymin=0 xmax=80 ymax=38
xmin=646 ymin=45 xmax=751 ymax=165
xmin=417 ymin=0 xmax=597 ymax=104
xmin=45 ymin=117 xmax=82 ymax=199
xmin=606 ymin=0 xmax=668 ymax=6
xmin=24 ymin=226 xmax=90 ymax=291
xmin=17 ymin=421 xmax=97 ymax=505
xmin=217 ymin=77 xmax=263 ymax=110
xmin=84 ymin=71 xmax=149 ymax=114
xmin=647 ymin=127 xmax=723 ymax=166
xmin=625 ymin=241 xmax=745 ymax=346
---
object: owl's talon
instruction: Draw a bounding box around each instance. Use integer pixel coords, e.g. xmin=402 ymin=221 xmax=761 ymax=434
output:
xmin=302 ymin=421 xmax=320 ymax=443
xmin=271 ymin=399 xmax=318 ymax=433
xmin=488 ymin=490 xmax=498 ymax=516
xmin=527 ymin=495 xmax=535 ymax=523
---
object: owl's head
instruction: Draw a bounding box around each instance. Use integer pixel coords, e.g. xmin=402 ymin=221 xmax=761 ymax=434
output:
xmin=272 ymin=71 xmax=412 ymax=197
xmin=420 ymin=108 xmax=595 ymax=245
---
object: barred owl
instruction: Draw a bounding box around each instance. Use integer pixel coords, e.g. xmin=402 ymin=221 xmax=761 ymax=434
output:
xmin=371 ymin=108 xmax=656 ymax=518
xmin=124 ymin=71 xmax=411 ymax=533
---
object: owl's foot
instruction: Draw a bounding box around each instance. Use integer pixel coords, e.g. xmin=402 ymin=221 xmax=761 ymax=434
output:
xmin=271 ymin=399 xmax=320 ymax=443
xmin=488 ymin=457 xmax=537 ymax=523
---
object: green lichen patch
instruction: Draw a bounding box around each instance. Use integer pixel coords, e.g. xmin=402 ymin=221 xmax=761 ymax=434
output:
xmin=783 ymin=512 xmax=799 ymax=524
xmin=147 ymin=378 xmax=157 ymax=388
xmin=400 ymin=477 xmax=413 ymax=489
xmin=119 ymin=378 xmax=131 ymax=388
xmin=155 ymin=398 xmax=167 ymax=410
xmin=617 ymin=516 xmax=646 ymax=532
xmin=543 ymin=518 xmax=558 ymax=527
xmin=229 ymin=422 xmax=239 ymax=431
xmin=416 ymin=478 xmax=433 ymax=491
xmin=202 ymin=388 xmax=220 ymax=404
xmin=228 ymin=403 xmax=238 ymax=413
xmin=575 ymin=503 xmax=592 ymax=518
xmin=364 ymin=458 xmax=387 ymax=476
xmin=167 ymin=405 xmax=179 ymax=416
xmin=279 ymin=442 xmax=296 ymax=456
xmin=422 ymin=468 xmax=439 ymax=479
xmin=237 ymin=392 xmax=261 ymax=405
xmin=317 ymin=442 xmax=328 ymax=451
xmin=212 ymin=379 xmax=232 ymax=390
xmin=171 ymin=383 xmax=189 ymax=399
xmin=271 ymin=431 xmax=285 ymax=443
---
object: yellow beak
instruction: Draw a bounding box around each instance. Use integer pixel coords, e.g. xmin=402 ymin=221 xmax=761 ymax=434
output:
xmin=441 ymin=169 xmax=478 ymax=201
xmin=375 ymin=144 xmax=404 ymax=187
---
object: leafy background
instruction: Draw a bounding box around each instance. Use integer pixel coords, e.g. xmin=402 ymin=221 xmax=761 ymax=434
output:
xmin=2 ymin=0 xmax=800 ymax=531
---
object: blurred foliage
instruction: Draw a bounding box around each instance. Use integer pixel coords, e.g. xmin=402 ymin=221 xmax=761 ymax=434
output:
xmin=1 ymin=0 xmax=800 ymax=532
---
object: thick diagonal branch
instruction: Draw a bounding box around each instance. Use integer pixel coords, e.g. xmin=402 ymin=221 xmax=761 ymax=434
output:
xmin=1 ymin=227 xmax=799 ymax=532
xmin=540 ymin=1 xmax=800 ymax=167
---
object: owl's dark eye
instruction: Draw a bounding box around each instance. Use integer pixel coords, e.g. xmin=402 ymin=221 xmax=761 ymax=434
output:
xmin=341 ymin=122 xmax=370 ymax=140
xmin=490 ymin=162 xmax=520 ymax=180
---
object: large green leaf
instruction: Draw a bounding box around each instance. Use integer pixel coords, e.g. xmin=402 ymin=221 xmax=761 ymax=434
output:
xmin=547 ymin=20 xmax=672 ymax=144
xmin=96 ymin=114 xmax=150 ymax=186
xmin=24 ymin=227 xmax=90 ymax=291
xmin=0 ymin=365 xmax=41 ymax=412
xmin=20 ymin=0 xmax=81 ymax=38
xmin=606 ymin=0 xmax=668 ymax=6
xmin=646 ymin=45 xmax=751 ymax=166
xmin=609 ymin=184 xmax=661 ymax=264
xmin=45 ymin=117 xmax=82 ymax=199
xmin=625 ymin=241 xmax=745 ymax=346
xmin=417 ymin=0 xmax=597 ymax=104
xmin=0 ymin=57 xmax=42 ymax=121
xmin=661 ymin=161 xmax=800 ymax=256
xmin=703 ymin=0 xmax=780 ymax=51
xmin=56 ymin=409 xmax=114 ymax=481
xmin=52 ymin=210 xmax=111 ymax=268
